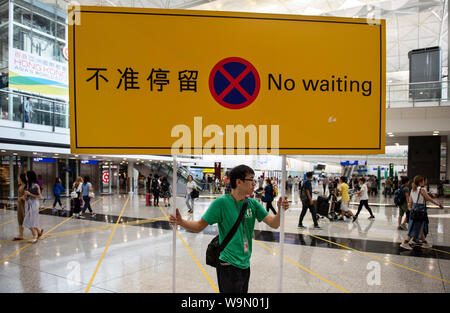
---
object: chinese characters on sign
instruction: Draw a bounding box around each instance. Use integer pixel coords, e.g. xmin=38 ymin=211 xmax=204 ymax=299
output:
xmin=86 ymin=68 xmax=198 ymax=92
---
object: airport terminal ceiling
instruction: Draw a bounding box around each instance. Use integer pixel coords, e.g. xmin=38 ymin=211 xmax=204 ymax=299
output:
xmin=60 ymin=0 xmax=448 ymax=83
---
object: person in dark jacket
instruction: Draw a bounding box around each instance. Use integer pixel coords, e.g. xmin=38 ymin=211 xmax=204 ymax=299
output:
xmin=263 ymin=178 xmax=276 ymax=214
xmin=52 ymin=177 xmax=66 ymax=213
xmin=152 ymin=174 xmax=160 ymax=206
xmin=298 ymin=172 xmax=320 ymax=229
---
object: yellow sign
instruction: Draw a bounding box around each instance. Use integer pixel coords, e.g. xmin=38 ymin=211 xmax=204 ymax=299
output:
xmin=69 ymin=6 xmax=385 ymax=155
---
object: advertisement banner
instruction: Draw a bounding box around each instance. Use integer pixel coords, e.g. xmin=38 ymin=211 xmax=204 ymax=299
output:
xmin=9 ymin=47 xmax=68 ymax=101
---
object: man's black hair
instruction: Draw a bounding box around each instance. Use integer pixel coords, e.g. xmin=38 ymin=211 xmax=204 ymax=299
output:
xmin=229 ymin=165 xmax=255 ymax=189
xmin=340 ymin=176 xmax=347 ymax=183
xmin=401 ymin=176 xmax=410 ymax=185
xmin=306 ymin=171 xmax=313 ymax=178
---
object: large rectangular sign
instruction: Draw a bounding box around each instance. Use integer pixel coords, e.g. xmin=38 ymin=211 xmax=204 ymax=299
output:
xmin=69 ymin=6 xmax=385 ymax=155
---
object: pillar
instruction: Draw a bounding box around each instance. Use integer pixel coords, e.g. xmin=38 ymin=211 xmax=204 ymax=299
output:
xmin=408 ymin=136 xmax=441 ymax=184
xmin=128 ymin=161 xmax=134 ymax=194
xmin=65 ymin=159 xmax=69 ymax=196
xmin=75 ymin=160 xmax=80 ymax=178
xmin=9 ymin=157 xmax=14 ymax=199
xmin=109 ymin=166 xmax=112 ymax=194
xmin=446 ymin=135 xmax=450 ymax=181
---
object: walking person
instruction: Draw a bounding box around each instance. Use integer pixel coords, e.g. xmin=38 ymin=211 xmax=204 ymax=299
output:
xmin=321 ymin=176 xmax=327 ymax=195
xmin=160 ymin=176 xmax=172 ymax=207
xmin=384 ymin=177 xmax=393 ymax=198
xmin=13 ymin=174 xmax=27 ymax=241
xmin=298 ymin=172 xmax=320 ymax=229
xmin=186 ymin=175 xmax=196 ymax=214
xmin=400 ymin=175 xmax=443 ymax=250
xmin=169 ymin=164 xmax=289 ymax=293
xmin=262 ymin=178 xmax=276 ymax=215
xmin=366 ymin=179 xmax=372 ymax=197
xmin=152 ymin=174 xmax=160 ymax=206
xmin=23 ymin=171 xmax=44 ymax=243
xmin=72 ymin=177 xmax=83 ymax=219
xmin=337 ymin=176 xmax=355 ymax=221
xmin=396 ymin=176 xmax=411 ymax=230
xmin=52 ymin=178 xmax=66 ymax=214
xmin=24 ymin=96 xmax=33 ymax=123
xmin=352 ymin=178 xmax=375 ymax=222
xmin=147 ymin=174 xmax=153 ymax=194
xmin=372 ymin=177 xmax=378 ymax=196
xmin=81 ymin=176 xmax=95 ymax=217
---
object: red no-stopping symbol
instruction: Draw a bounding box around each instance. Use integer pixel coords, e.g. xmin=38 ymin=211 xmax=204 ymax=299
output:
xmin=102 ymin=171 xmax=110 ymax=184
xmin=209 ymin=57 xmax=260 ymax=109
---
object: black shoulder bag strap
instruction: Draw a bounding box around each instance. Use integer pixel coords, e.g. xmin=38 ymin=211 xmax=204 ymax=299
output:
xmin=416 ymin=187 xmax=422 ymax=204
xmin=218 ymin=197 xmax=248 ymax=254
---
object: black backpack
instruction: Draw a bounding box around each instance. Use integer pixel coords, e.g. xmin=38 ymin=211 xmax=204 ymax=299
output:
xmin=300 ymin=181 xmax=308 ymax=202
xmin=394 ymin=187 xmax=405 ymax=206
xmin=152 ymin=179 xmax=160 ymax=191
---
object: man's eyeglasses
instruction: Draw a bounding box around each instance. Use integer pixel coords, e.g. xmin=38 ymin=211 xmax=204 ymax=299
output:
xmin=241 ymin=178 xmax=257 ymax=183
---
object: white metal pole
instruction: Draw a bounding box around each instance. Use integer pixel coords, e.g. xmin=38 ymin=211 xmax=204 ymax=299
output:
xmin=172 ymin=155 xmax=177 ymax=293
xmin=278 ymin=155 xmax=287 ymax=293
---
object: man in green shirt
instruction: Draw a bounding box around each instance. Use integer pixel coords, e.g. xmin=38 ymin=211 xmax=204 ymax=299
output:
xmin=169 ymin=164 xmax=289 ymax=293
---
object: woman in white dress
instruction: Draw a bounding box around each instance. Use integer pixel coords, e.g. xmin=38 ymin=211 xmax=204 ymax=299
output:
xmin=23 ymin=171 xmax=44 ymax=243
xmin=185 ymin=175 xmax=196 ymax=214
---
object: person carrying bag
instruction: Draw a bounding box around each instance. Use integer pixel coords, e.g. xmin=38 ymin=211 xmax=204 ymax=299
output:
xmin=400 ymin=175 xmax=443 ymax=250
xmin=169 ymin=165 xmax=289 ymax=293
xmin=206 ymin=197 xmax=248 ymax=267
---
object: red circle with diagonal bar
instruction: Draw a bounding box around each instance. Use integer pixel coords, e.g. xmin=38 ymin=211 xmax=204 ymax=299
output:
xmin=209 ymin=57 xmax=260 ymax=109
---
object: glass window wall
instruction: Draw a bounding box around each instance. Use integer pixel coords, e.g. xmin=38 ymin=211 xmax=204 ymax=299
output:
xmin=12 ymin=2 xmax=66 ymax=62
xmin=8 ymin=91 xmax=67 ymax=127
xmin=0 ymin=90 xmax=7 ymax=119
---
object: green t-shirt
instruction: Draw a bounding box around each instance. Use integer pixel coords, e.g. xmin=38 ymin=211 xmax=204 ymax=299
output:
xmin=201 ymin=194 xmax=268 ymax=269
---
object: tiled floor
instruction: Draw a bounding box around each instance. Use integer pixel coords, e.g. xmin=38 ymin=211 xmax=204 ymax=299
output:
xmin=1 ymin=190 xmax=449 ymax=293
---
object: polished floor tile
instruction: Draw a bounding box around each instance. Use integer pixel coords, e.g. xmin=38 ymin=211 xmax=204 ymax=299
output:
xmin=1 ymin=192 xmax=449 ymax=293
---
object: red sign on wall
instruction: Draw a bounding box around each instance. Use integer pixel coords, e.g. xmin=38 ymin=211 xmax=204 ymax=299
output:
xmin=102 ymin=171 xmax=110 ymax=184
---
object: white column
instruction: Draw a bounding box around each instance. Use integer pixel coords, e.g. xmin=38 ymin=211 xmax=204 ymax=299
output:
xmin=278 ymin=155 xmax=286 ymax=292
xmin=8 ymin=3 xmax=13 ymax=121
xmin=172 ymin=155 xmax=177 ymax=293
xmin=109 ymin=166 xmax=112 ymax=194
xmin=65 ymin=159 xmax=69 ymax=196
xmin=447 ymin=135 xmax=450 ymax=180
xmin=9 ymin=157 xmax=14 ymax=199
xmin=128 ymin=161 xmax=134 ymax=194
xmin=133 ymin=167 xmax=139 ymax=194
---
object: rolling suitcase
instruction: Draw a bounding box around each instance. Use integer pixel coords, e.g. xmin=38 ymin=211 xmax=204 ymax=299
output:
xmin=146 ymin=193 xmax=152 ymax=206
xmin=316 ymin=195 xmax=329 ymax=217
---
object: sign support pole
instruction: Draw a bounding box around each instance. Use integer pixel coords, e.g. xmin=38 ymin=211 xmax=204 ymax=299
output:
xmin=172 ymin=155 xmax=177 ymax=293
xmin=278 ymin=155 xmax=287 ymax=292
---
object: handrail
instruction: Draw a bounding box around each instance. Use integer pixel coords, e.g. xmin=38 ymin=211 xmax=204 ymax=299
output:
xmin=387 ymin=80 xmax=449 ymax=108
xmin=0 ymin=88 xmax=69 ymax=130
xmin=0 ymin=88 xmax=67 ymax=104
